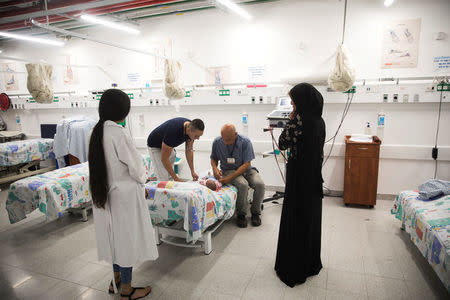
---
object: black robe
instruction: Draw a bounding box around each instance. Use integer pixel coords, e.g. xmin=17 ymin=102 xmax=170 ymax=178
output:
xmin=275 ymin=83 xmax=326 ymax=288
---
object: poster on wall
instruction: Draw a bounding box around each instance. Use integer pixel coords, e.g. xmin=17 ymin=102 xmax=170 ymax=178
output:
xmin=381 ymin=19 xmax=421 ymax=69
xmin=206 ymin=66 xmax=230 ymax=85
xmin=63 ymin=55 xmax=79 ymax=85
xmin=2 ymin=63 xmax=19 ymax=91
xmin=151 ymin=39 xmax=173 ymax=79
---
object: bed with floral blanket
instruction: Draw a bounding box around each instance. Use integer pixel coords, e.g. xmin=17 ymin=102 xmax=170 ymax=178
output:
xmin=391 ymin=190 xmax=450 ymax=291
xmin=0 ymin=139 xmax=54 ymax=166
xmin=145 ymin=181 xmax=237 ymax=254
xmin=0 ymin=139 xmax=56 ymax=185
xmin=6 ymin=155 xmax=153 ymax=224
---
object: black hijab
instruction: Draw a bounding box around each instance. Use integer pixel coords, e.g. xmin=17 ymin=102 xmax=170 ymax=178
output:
xmin=289 ymin=83 xmax=323 ymax=120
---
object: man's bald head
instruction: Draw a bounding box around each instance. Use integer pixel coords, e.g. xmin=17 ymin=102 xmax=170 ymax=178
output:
xmin=221 ymin=124 xmax=237 ymax=145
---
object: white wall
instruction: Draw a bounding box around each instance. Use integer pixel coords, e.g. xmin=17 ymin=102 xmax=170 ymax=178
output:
xmin=0 ymin=0 xmax=449 ymax=194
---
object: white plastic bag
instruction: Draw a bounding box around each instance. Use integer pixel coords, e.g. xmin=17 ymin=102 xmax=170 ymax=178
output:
xmin=26 ymin=63 xmax=54 ymax=103
xmin=163 ymin=59 xmax=185 ymax=99
xmin=328 ymin=44 xmax=355 ymax=92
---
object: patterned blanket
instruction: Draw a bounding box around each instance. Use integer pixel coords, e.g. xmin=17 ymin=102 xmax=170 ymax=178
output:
xmin=392 ymin=191 xmax=450 ymax=291
xmin=6 ymin=155 xmax=153 ymax=224
xmin=146 ymin=181 xmax=237 ymax=242
xmin=0 ymin=139 xmax=54 ymax=166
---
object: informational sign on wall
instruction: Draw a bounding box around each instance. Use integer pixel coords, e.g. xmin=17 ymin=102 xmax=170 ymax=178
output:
xmin=2 ymin=63 xmax=19 ymax=91
xmin=433 ymin=56 xmax=450 ymax=72
xmin=127 ymin=72 xmax=141 ymax=83
xmin=248 ymin=65 xmax=267 ymax=81
xmin=381 ymin=19 xmax=421 ymax=69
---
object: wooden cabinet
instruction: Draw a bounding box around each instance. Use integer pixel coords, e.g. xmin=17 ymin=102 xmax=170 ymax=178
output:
xmin=343 ymin=135 xmax=381 ymax=208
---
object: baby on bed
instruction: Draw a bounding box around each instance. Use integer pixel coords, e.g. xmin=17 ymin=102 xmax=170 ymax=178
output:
xmin=198 ymin=174 xmax=222 ymax=192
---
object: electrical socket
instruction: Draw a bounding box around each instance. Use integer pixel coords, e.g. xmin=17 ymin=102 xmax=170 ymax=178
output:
xmin=236 ymin=89 xmax=249 ymax=96
xmin=393 ymin=94 xmax=399 ymax=102
xmin=426 ymin=85 xmax=436 ymax=92
xmin=366 ymin=86 xmax=380 ymax=93
xmin=403 ymin=94 xmax=409 ymax=103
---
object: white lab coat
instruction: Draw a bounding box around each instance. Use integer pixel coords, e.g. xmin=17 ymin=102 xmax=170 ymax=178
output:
xmin=92 ymin=121 xmax=158 ymax=267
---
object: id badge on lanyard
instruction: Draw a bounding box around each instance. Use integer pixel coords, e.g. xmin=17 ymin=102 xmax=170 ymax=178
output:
xmin=227 ymin=143 xmax=236 ymax=165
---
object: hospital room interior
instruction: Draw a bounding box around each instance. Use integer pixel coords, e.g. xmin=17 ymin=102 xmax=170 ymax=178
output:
xmin=0 ymin=0 xmax=449 ymax=299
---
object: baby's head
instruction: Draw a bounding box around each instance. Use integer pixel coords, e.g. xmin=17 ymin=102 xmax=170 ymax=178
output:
xmin=205 ymin=179 xmax=217 ymax=191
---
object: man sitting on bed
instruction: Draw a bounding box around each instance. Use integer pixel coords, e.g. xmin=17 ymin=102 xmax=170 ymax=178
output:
xmin=210 ymin=124 xmax=265 ymax=228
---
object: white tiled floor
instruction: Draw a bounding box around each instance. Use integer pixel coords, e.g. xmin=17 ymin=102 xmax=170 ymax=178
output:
xmin=0 ymin=188 xmax=448 ymax=300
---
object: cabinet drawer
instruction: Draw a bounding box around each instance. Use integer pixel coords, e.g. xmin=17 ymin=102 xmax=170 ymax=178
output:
xmin=345 ymin=144 xmax=379 ymax=158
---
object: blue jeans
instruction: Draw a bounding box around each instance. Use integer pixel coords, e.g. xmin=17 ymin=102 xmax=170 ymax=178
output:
xmin=113 ymin=264 xmax=133 ymax=284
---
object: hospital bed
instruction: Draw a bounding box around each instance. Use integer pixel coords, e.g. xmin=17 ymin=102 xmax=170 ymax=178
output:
xmin=6 ymin=163 xmax=91 ymax=223
xmin=0 ymin=139 xmax=56 ymax=186
xmin=6 ymin=155 xmax=153 ymax=224
xmin=391 ymin=191 xmax=450 ymax=291
xmin=145 ymin=180 xmax=237 ymax=255
xmin=5 ymin=153 xmax=242 ymax=255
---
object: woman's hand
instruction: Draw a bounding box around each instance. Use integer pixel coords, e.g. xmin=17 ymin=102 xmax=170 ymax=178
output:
xmin=145 ymin=188 xmax=149 ymax=199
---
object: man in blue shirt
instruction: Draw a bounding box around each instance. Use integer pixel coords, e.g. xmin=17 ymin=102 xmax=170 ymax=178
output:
xmin=148 ymin=118 xmax=204 ymax=181
xmin=211 ymin=124 xmax=265 ymax=227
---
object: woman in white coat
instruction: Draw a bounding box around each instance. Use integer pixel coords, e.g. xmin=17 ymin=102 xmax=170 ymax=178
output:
xmin=88 ymin=89 xmax=158 ymax=300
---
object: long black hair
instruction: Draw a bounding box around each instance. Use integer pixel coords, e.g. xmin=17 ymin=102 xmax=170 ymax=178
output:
xmin=89 ymin=89 xmax=131 ymax=209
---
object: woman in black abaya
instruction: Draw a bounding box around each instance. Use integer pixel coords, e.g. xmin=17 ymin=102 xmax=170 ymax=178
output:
xmin=275 ymin=83 xmax=326 ymax=287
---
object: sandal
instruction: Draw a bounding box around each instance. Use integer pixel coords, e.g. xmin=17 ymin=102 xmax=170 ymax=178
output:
xmin=108 ymin=279 xmax=121 ymax=294
xmin=120 ymin=286 xmax=152 ymax=300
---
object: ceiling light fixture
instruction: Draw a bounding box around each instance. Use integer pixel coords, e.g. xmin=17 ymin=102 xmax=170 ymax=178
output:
xmin=80 ymin=14 xmax=140 ymax=35
xmin=216 ymin=0 xmax=253 ymax=20
xmin=384 ymin=0 xmax=394 ymax=7
xmin=0 ymin=31 xmax=64 ymax=46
